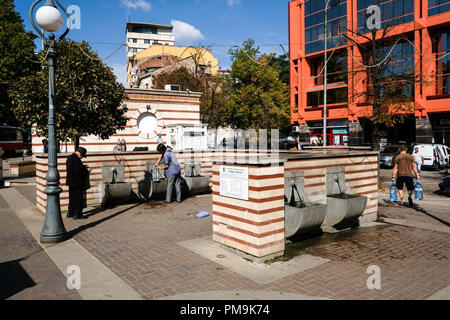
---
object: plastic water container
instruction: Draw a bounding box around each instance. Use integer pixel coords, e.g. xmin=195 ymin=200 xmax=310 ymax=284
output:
xmin=415 ymin=181 xmax=423 ymax=200
xmin=389 ymin=183 xmax=398 ymax=202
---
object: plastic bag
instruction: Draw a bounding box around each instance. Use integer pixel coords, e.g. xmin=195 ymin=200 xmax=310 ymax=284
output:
xmin=83 ymin=170 xmax=91 ymax=191
xmin=414 ymin=181 xmax=423 ymax=201
xmin=196 ymin=211 xmax=210 ymax=218
xmin=389 ymin=182 xmax=397 ymax=202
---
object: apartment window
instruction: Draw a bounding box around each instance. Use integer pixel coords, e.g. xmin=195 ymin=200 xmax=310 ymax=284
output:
xmin=133 ymin=48 xmax=138 ymax=53
xmin=132 ymin=26 xmax=158 ymax=34
xmin=133 ymin=38 xmax=137 ymax=43
xmin=144 ymin=39 xmax=151 ymax=44
xmin=429 ymin=0 xmax=450 ymax=16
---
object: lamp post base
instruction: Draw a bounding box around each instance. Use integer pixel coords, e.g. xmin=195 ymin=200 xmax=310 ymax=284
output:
xmin=40 ymin=232 xmax=68 ymax=244
xmin=41 ymin=186 xmax=67 ymax=244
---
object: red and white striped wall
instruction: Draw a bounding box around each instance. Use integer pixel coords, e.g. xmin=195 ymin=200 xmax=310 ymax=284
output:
xmin=32 ymin=88 xmax=202 ymax=154
xmin=212 ymin=162 xmax=286 ymax=259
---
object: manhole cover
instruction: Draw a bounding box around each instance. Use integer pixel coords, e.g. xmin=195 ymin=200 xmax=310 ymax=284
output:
xmin=216 ymin=254 xmax=226 ymax=259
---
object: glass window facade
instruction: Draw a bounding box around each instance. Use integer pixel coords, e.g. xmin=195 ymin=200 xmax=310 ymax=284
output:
xmin=361 ymin=39 xmax=415 ymax=99
xmin=307 ymin=87 xmax=348 ymax=106
xmin=357 ymin=0 xmax=414 ymax=34
xmin=131 ymin=26 xmax=158 ymax=34
xmin=433 ymin=31 xmax=450 ymax=94
xmin=429 ymin=0 xmax=450 ymax=16
xmin=305 ymin=0 xmax=347 ymax=55
xmin=311 ymin=51 xmax=348 ymax=85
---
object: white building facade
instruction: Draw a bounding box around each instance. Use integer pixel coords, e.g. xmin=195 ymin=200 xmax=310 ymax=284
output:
xmin=126 ymin=22 xmax=175 ymax=59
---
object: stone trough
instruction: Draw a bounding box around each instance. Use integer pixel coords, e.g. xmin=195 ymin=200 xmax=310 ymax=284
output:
xmin=101 ymin=163 xmax=132 ymax=207
xmin=323 ymin=167 xmax=367 ymax=232
xmin=284 ymin=170 xmax=327 ymax=239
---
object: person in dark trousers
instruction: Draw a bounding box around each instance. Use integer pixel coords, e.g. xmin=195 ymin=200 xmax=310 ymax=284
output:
xmin=156 ymin=144 xmax=182 ymax=203
xmin=392 ymin=145 xmax=420 ymax=207
xmin=66 ymin=147 xmax=89 ymax=219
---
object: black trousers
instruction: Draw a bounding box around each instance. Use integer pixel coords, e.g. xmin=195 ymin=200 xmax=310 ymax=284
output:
xmin=68 ymin=187 xmax=83 ymax=217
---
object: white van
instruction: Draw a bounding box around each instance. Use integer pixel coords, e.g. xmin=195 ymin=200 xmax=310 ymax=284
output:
xmin=438 ymin=144 xmax=450 ymax=168
xmin=411 ymin=143 xmax=446 ymax=170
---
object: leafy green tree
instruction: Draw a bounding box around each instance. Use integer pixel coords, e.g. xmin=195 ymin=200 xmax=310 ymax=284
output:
xmin=228 ymin=39 xmax=291 ymax=130
xmin=269 ymin=53 xmax=290 ymax=85
xmin=200 ymin=74 xmax=234 ymax=128
xmin=153 ymin=66 xmax=205 ymax=92
xmin=9 ymin=39 xmax=128 ymax=149
xmin=0 ymin=0 xmax=37 ymax=126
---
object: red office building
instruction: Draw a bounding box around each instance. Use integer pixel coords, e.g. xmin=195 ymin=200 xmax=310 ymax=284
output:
xmin=289 ymin=0 xmax=450 ymax=146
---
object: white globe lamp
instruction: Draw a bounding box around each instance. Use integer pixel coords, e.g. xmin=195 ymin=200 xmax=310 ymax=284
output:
xmin=36 ymin=5 xmax=63 ymax=32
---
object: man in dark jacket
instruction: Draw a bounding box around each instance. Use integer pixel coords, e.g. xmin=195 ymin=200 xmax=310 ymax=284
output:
xmin=66 ymin=147 xmax=89 ymax=219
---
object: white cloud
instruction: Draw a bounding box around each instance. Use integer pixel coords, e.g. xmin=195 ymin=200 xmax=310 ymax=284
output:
xmin=171 ymin=20 xmax=204 ymax=43
xmin=227 ymin=0 xmax=242 ymax=8
xmin=121 ymin=0 xmax=151 ymax=11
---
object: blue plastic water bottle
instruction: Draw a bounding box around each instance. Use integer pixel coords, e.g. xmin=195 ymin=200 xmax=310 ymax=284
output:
xmin=414 ymin=181 xmax=423 ymax=200
xmin=389 ymin=182 xmax=397 ymax=202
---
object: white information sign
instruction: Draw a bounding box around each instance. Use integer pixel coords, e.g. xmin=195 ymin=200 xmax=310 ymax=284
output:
xmin=219 ymin=166 xmax=249 ymax=201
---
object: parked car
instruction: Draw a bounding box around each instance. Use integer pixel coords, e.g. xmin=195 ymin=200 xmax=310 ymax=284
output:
xmin=411 ymin=143 xmax=446 ymax=170
xmin=379 ymin=145 xmax=403 ymax=168
xmin=439 ymin=175 xmax=450 ymax=195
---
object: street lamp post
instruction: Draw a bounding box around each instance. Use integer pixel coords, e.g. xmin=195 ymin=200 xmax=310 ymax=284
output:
xmin=30 ymin=0 xmax=70 ymax=243
xmin=323 ymin=0 xmax=332 ymax=147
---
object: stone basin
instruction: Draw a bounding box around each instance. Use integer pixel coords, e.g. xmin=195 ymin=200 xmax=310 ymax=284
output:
xmin=323 ymin=193 xmax=367 ymax=230
xmin=284 ymin=202 xmax=327 ymax=239
xmin=103 ymin=182 xmax=132 ymax=206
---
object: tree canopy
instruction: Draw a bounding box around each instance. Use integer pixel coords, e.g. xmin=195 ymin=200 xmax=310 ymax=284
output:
xmin=0 ymin=0 xmax=37 ymax=126
xmin=226 ymin=39 xmax=291 ymax=130
xmin=9 ymin=39 xmax=128 ymax=148
xmin=152 ymin=39 xmax=291 ymax=132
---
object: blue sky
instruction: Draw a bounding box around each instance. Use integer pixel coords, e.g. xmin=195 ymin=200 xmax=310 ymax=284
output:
xmin=14 ymin=0 xmax=289 ymax=84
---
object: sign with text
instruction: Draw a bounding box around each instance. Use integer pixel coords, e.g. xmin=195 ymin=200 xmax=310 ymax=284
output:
xmin=220 ymin=166 xmax=249 ymax=201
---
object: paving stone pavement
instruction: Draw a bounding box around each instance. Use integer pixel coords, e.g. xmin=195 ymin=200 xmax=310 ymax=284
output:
xmin=3 ymin=185 xmax=450 ymax=300
xmin=0 ymin=188 xmax=81 ymax=300
xmin=63 ymin=193 xmax=449 ymax=300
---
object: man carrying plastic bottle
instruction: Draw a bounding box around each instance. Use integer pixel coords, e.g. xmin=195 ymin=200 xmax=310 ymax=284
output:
xmin=392 ymin=145 xmax=420 ymax=207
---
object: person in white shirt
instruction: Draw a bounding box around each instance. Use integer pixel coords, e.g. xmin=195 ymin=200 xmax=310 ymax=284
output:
xmin=412 ymin=147 xmax=424 ymax=174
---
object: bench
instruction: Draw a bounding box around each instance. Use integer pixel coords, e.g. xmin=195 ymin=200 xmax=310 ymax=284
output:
xmin=9 ymin=161 xmax=36 ymax=177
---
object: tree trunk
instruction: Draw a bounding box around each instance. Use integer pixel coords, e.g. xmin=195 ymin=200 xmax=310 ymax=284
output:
xmin=74 ymin=136 xmax=80 ymax=151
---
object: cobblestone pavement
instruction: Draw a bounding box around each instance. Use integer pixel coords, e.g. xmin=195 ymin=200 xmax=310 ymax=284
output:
xmin=3 ymin=185 xmax=450 ymax=300
xmin=0 ymin=187 xmax=81 ymax=300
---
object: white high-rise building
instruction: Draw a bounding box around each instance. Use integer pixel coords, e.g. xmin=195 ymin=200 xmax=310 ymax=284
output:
xmin=126 ymin=22 xmax=175 ymax=59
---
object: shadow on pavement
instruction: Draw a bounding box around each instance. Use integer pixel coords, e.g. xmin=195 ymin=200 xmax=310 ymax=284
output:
xmin=411 ymin=204 xmax=450 ymax=227
xmin=0 ymin=259 xmax=35 ymax=300
xmin=67 ymin=203 xmax=144 ymax=239
xmin=381 ymin=199 xmax=450 ymax=227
